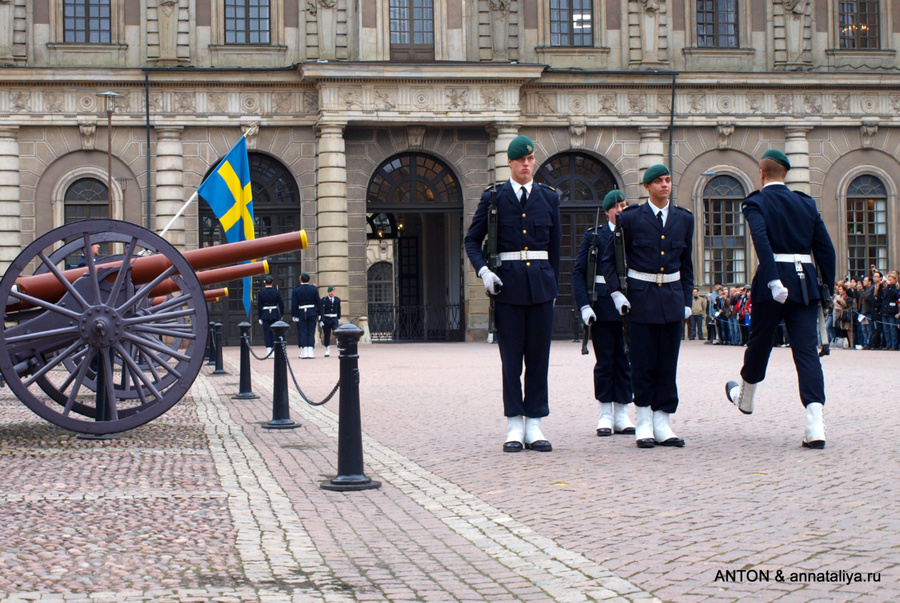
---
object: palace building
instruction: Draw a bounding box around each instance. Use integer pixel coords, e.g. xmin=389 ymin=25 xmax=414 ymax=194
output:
xmin=2 ymin=1 xmax=898 ymax=343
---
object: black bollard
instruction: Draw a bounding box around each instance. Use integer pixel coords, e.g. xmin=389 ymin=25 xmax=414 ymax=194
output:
xmin=234 ymin=322 xmax=259 ymax=399
xmin=321 ymin=324 xmax=381 ymax=491
xmin=262 ymin=321 xmax=300 ymax=430
xmin=206 ymin=321 xmax=216 ymax=365
xmin=212 ymin=322 xmax=227 ymax=375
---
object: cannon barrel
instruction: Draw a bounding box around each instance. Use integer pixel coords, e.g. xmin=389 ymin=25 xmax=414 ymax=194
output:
xmin=147 ymin=259 xmax=269 ymax=298
xmin=151 ymin=287 xmax=228 ymax=307
xmin=10 ymin=231 xmax=306 ymax=307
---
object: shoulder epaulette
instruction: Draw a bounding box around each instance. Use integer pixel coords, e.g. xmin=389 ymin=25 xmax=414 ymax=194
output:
xmin=539 ymin=182 xmax=556 ymax=191
xmin=484 ymin=182 xmax=501 ymax=192
xmin=674 ymin=205 xmax=693 ymax=215
xmin=793 ymin=190 xmax=813 ymax=199
xmin=622 ymin=204 xmax=640 ymax=212
xmin=744 ymin=189 xmax=761 ymax=199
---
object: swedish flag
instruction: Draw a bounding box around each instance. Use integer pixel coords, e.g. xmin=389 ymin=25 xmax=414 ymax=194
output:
xmin=198 ymin=136 xmax=256 ymax=316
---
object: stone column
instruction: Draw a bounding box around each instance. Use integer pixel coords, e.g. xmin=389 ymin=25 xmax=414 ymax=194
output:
xmin=316 ymin=122 xmax=349 ymax=298
xmin=638 ymin=126 xmax=666 ymax=198
xmin=154 ymin=126 xmax=185 ymax=246
xmin=490 ymin=123 xmax=518 ymax=184
xmin=784 ymin=125 xmax=812 ymax=195
xmin=0 ymin=126 xmax=19 ymax=271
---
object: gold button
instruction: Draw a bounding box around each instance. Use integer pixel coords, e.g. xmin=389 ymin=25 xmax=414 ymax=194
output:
xmin=661 ymin=235 xmax=666 ymax=240
xmin=524 ymin=246 xmax=529 ymax=251
xmin=661 ymin=251 xmax=665 ymax=256
xmin=526 ymin=262 xmax=531 ymax=266
xmin=522 ymin=213 xmax=526 ymax=218
xmin=523 ymin=230 xmax=527 ymax=234
xmin=661 ymin=267 xmax=665 ymax=271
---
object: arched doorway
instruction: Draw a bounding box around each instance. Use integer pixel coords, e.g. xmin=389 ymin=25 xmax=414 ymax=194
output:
xmin=366 ymin=152 xmax=464 ymax=341
xmin=535 ymin=152 xmax=619 ymax=339
xmin=199 ymin=152 xmax=302 ymax=345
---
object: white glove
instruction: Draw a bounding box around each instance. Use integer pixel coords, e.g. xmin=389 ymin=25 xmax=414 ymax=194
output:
xmin=684 ymin=306 xmax=692 ymax=321
xmin=258 ymin=319 xmax=263 ymax=325
xmin=768 ymin=279 xmax=788 ymax=304
xmin=292 ymin=316 xmax=299 ymax=322
xmin=611 ymin=291 xmax=631 ymax=315
xmin=479 ymin=268 xmax=503 ymax=295
xmin=581 ymin=305 xmax=596 ymax=325
xmin=319 ymin=320 xmax=325 ymax=328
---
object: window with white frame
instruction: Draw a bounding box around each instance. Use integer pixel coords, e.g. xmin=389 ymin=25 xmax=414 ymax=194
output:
xmin=550 ymin=0 xmax=594 ymax=47
xmin=696 ymin=0 xmax=738 ymax=48
xmin=62 ymin=0 xmax=111 ymax=44
xmin=224 ymin=0 xmax=271 ymax=45
xmin=703 ymin=174 xmax=746 ymax=286
xmin=838 ymin=0 xmax=880 ymax=49
xmin=846 ymin=175 xmax=888 ymax=276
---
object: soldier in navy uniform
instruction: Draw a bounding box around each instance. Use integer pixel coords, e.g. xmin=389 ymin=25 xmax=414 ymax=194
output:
xmin=257 ymin=274 xmax=284 ymax=357
xmin=600 ymin=164 xmax=694 ymax=449
xmin=464 ymin=135 xmax=561 ymax=453
xmin=291 ymin=272 xmax=320 ymax=359
xmin=572 ymin=189 xmax=635 ymax=437
xmin=320 ymin=285 xmax=341 ymax=357
xmin=725 ymin=149 xmax=836 ymax=448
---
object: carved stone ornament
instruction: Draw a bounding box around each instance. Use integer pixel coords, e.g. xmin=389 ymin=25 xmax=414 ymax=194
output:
xmin=342 ymin=91 xmax=362 ymax=111
xmin=10 ymin=91 xmax=30 ymax=112
xmin=535 ymin=93 xmax=557 ymax=114
xmin=747 ymin=95 xmax=763 ymax=113
xmin=627 ymin=93 xmax=646 ymax=114
xmin=489 ymin=0 xmax=510 ymax=15
xmin=78 ymin=119 xmax=97 ymax=151
xmin=482 ymin=88 xmax=502 ymax=109
xmin=833 ymin=95 xmax=850 ymax=115
xmin=208 ymin=92 xmax=228 ymax=113
xmin=804 ymin=95 xmax=822 ymax=114
xmin=241 ymin=121 xmax=260 ymax=150
xmin=689 ymin=94 xmax=706 ymax=114
xmin=775 ymin=94 xmax=793 ymax=113
xmin=447 ymin=88 xmax=469 ymax=110
xmin=43 ymin=91 xmax=64 ymax=114
xmin=860 ymin=119 xmax=878 ymax=149
xmin=568 ymin=119 xmax=586 ymax=150
xmin=174 ymin=91 xmax=195 ymax=113
xmin=407 ymin=125 xmax=426 ymax=150
xmin=160 ymin=0 xmax=178 ymax=16
xmin=375 ymin=89 xmax=396 ymax=111
xmin=715 ymin=121 xmax=735 ymax=150
xmin=598 ymin=94 xmax=616 ymax=114
xmin=303 ymin=91 xmax=319 ymax=114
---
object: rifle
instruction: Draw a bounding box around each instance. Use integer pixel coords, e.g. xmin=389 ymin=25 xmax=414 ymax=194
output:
xmin=581 ymin=207 xmax=602 ymax=355
xmin=815 ymin=256 xmax=833 ymax=357
xmin=483 ymin=184 xmax=501 ymax=343
xmin=613 ymin=220 xmax=630 ymax=355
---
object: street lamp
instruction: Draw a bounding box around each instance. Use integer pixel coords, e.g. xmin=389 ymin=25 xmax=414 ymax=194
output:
xmin=97 ymin=91 xmax=123 ymax=220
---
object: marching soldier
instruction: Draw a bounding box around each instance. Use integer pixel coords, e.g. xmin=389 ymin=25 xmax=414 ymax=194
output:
xmin=257 ymin=274 xmax=284 ymax=357
xmin=572 ymin=189 xmax=635 ymax=437
xmin=464 ymin=134 xmax=561 ymax=453
xmin=320 ymin=285 xmax=341 ymax=357
xmin=600 ymin=164 xmax=694 ymax=448
xmin=291 ymin=272 xmax=320 ymax=359
xmin=725 ymin=150 xmax=836 ymax=448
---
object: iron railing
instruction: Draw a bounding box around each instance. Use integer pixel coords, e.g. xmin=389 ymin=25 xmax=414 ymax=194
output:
xmin=368 ymin=303 xmax=464 ymax=342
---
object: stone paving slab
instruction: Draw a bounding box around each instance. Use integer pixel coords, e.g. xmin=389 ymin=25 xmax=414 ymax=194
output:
xmin=0 ymin=339 xmax=897 ymax=602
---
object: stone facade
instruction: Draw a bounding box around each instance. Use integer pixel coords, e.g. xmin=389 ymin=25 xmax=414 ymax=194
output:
xmin=3 ymin=0 xmax=899 ymax=340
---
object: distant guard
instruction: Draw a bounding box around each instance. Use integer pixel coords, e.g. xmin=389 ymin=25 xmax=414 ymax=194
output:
xmin=320 ymin=285 xmax=341 ymax=357
xmin=257 ymin=274 xmax=284 ymax=357
xmin=291 ymin=272 xmax=320 ymax=359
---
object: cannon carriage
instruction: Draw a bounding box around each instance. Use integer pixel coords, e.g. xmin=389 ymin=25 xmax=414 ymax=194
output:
xmin=0 ymin=219 xmax=307 ymax=435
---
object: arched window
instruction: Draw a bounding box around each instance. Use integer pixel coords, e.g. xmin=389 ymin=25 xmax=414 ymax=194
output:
xmin=64 ymin=177 xmax=109 ymax=223
xmin=703 ymin=174 xmax=746 ymax=286
xmin=367 ymin=153 xmax=462 ymax=211
xmin=846 ymin=174 xmax=888 ymax=276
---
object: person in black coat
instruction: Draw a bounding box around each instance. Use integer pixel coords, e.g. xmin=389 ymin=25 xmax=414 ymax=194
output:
xmin=572 ymin=189 xmax=635 ymax=438
xmin=257 ymin=274 xmax=284 ymax=356
xmin=725 ymin=149 xmax=836 ymax=449
xmin=599 ymin=164 xmax=694 ymax=449
xmin=320 ymin=285 xmax=342 ymax=357
xmin=291 ymin=272 xmax=320 ymax=359
xmin=464 ymin=135 xmax=561 ymax=453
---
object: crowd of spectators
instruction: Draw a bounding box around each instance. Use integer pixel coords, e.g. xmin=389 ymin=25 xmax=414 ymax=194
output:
xmin=685 ymin=267 xmax=900 ymax=351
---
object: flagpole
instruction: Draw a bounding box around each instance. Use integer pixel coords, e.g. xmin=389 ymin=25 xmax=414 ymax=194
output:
xmin=159 ymin=190 xmax=198 ymax=238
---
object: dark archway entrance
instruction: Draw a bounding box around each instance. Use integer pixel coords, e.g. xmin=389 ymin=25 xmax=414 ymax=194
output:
xmin=535 ymin=152 xmax=619 ymax=339
xmin=199 ymin=152 xmax=302 ymax=346
xmin=366 ymin=152 xmax=464 ymax=341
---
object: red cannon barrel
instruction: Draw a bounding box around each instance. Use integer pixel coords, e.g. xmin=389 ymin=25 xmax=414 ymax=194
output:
xmin=151 ymin=287 xmax=228 ymax=307
xmin=147 ymin=260 xmax=269 ymax=298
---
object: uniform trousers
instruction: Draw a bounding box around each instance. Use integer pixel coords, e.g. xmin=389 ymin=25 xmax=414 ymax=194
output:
xmin=741 ymin=300 xmax=824 ymax=407
xmin=627 ymin=321 xmax=682 ymax=414
xmin=494 ymin=300 xmax=554 ymax=418
xmin=590 ymin=320 xmax=633 ymax=403
xmin=297 ymin=315 xmax=318 ymax=348
xmin=322 ymin=317 xmax=339 ymax=346
xmin=262 ymin=319 xmax=278 ymax=347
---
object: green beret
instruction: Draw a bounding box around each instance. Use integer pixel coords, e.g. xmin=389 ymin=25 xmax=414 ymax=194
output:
xmin=762 ymin=149 xmax=791 ymax=170
xmin=507 ymin=135 xmax=535 ymax=160
xmin=603 ymin=190 xmax=626 ymax=212
xmin=327 ymin=286 xmax=335 ymax=292
xmin=264 ymin=275 xmax=274 ymax=283
xmin=301 ymin=272 xmax=310 ymax=280
xmin=642 ymin=164 xmax=670 ymax=184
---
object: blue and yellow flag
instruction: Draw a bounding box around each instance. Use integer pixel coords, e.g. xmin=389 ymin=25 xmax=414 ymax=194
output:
xmin=197 ymin=136 xmax=256 ymax=316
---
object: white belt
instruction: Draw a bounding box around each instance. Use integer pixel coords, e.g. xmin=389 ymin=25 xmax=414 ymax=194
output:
xmin=498 ymin=250 xmax=549 ymax=261
xmin=627 ymin=269 xmax=681 ymax=284
xmin=594 ymin=275 xmax=606 ymax=284
xmin=298 ymin=304 xmax=315 ymax=310
xmin=263 ymin=305 xmax=278 ymax=311
xmin=773 ymin=253 xmax=812 ymax=273
xmin=324 ymin=313 xmax=338 ymax=317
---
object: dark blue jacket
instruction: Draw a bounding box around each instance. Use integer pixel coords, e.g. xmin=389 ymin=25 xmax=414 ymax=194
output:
xmin=464 ymin=180 xmax=561 ymax=306
xmin=321 ymin=295 xmax=341 ymax=320
xmin=291 ymin=283 xmax=320 ymax=319
xmin=572 ymin=223 xmax=619 ymax=323
xmin=600 ymin=202 xmax=695 ymax=324
xmin=257 ymin=286 xmax=284 ymax=321
xmin=882 ymin=283 xmax=899 ymax=318
xmin=742 ymin=184 xmax=835 ymax=305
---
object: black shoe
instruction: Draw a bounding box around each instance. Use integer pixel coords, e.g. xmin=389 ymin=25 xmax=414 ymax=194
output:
xmin=614 ymin=427 xmax=636 ymax=435
xmin=656 ymin=437 xmax=686 ymax=447
xmin=636 ymin=438 xmax=656 ymax=448
xmin=525 ymin=440 xmax=552 ymax=452
xmin=596 ymin=427 xmax=612 ymax=437
xmin=725 ymin=380 xmax=740 ymax=404
xmin=801 ymin=440 xmax=826 ymax=450
xmin=503 ymin=441 xmax=524 ymax=453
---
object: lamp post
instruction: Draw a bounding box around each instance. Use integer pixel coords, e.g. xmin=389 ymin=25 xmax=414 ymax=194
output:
xmin=97 ymin=91 xmax=123 ymax=220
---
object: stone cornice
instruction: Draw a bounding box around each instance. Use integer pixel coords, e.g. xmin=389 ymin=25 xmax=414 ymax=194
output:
xmin=299 ymin=62 xmax=546 ymax=83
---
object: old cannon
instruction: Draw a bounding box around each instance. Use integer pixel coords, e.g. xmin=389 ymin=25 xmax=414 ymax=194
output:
xmin=0 ymin=219 xmax=308 ymax=435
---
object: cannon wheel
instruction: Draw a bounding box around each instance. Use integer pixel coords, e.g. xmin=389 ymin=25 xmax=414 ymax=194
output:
xmin=0 ymin=220 xmax=209 ymax=435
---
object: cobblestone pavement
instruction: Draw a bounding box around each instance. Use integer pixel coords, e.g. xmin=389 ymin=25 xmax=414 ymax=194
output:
xmin=0 ymin=338 xmax=896 ymax=602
